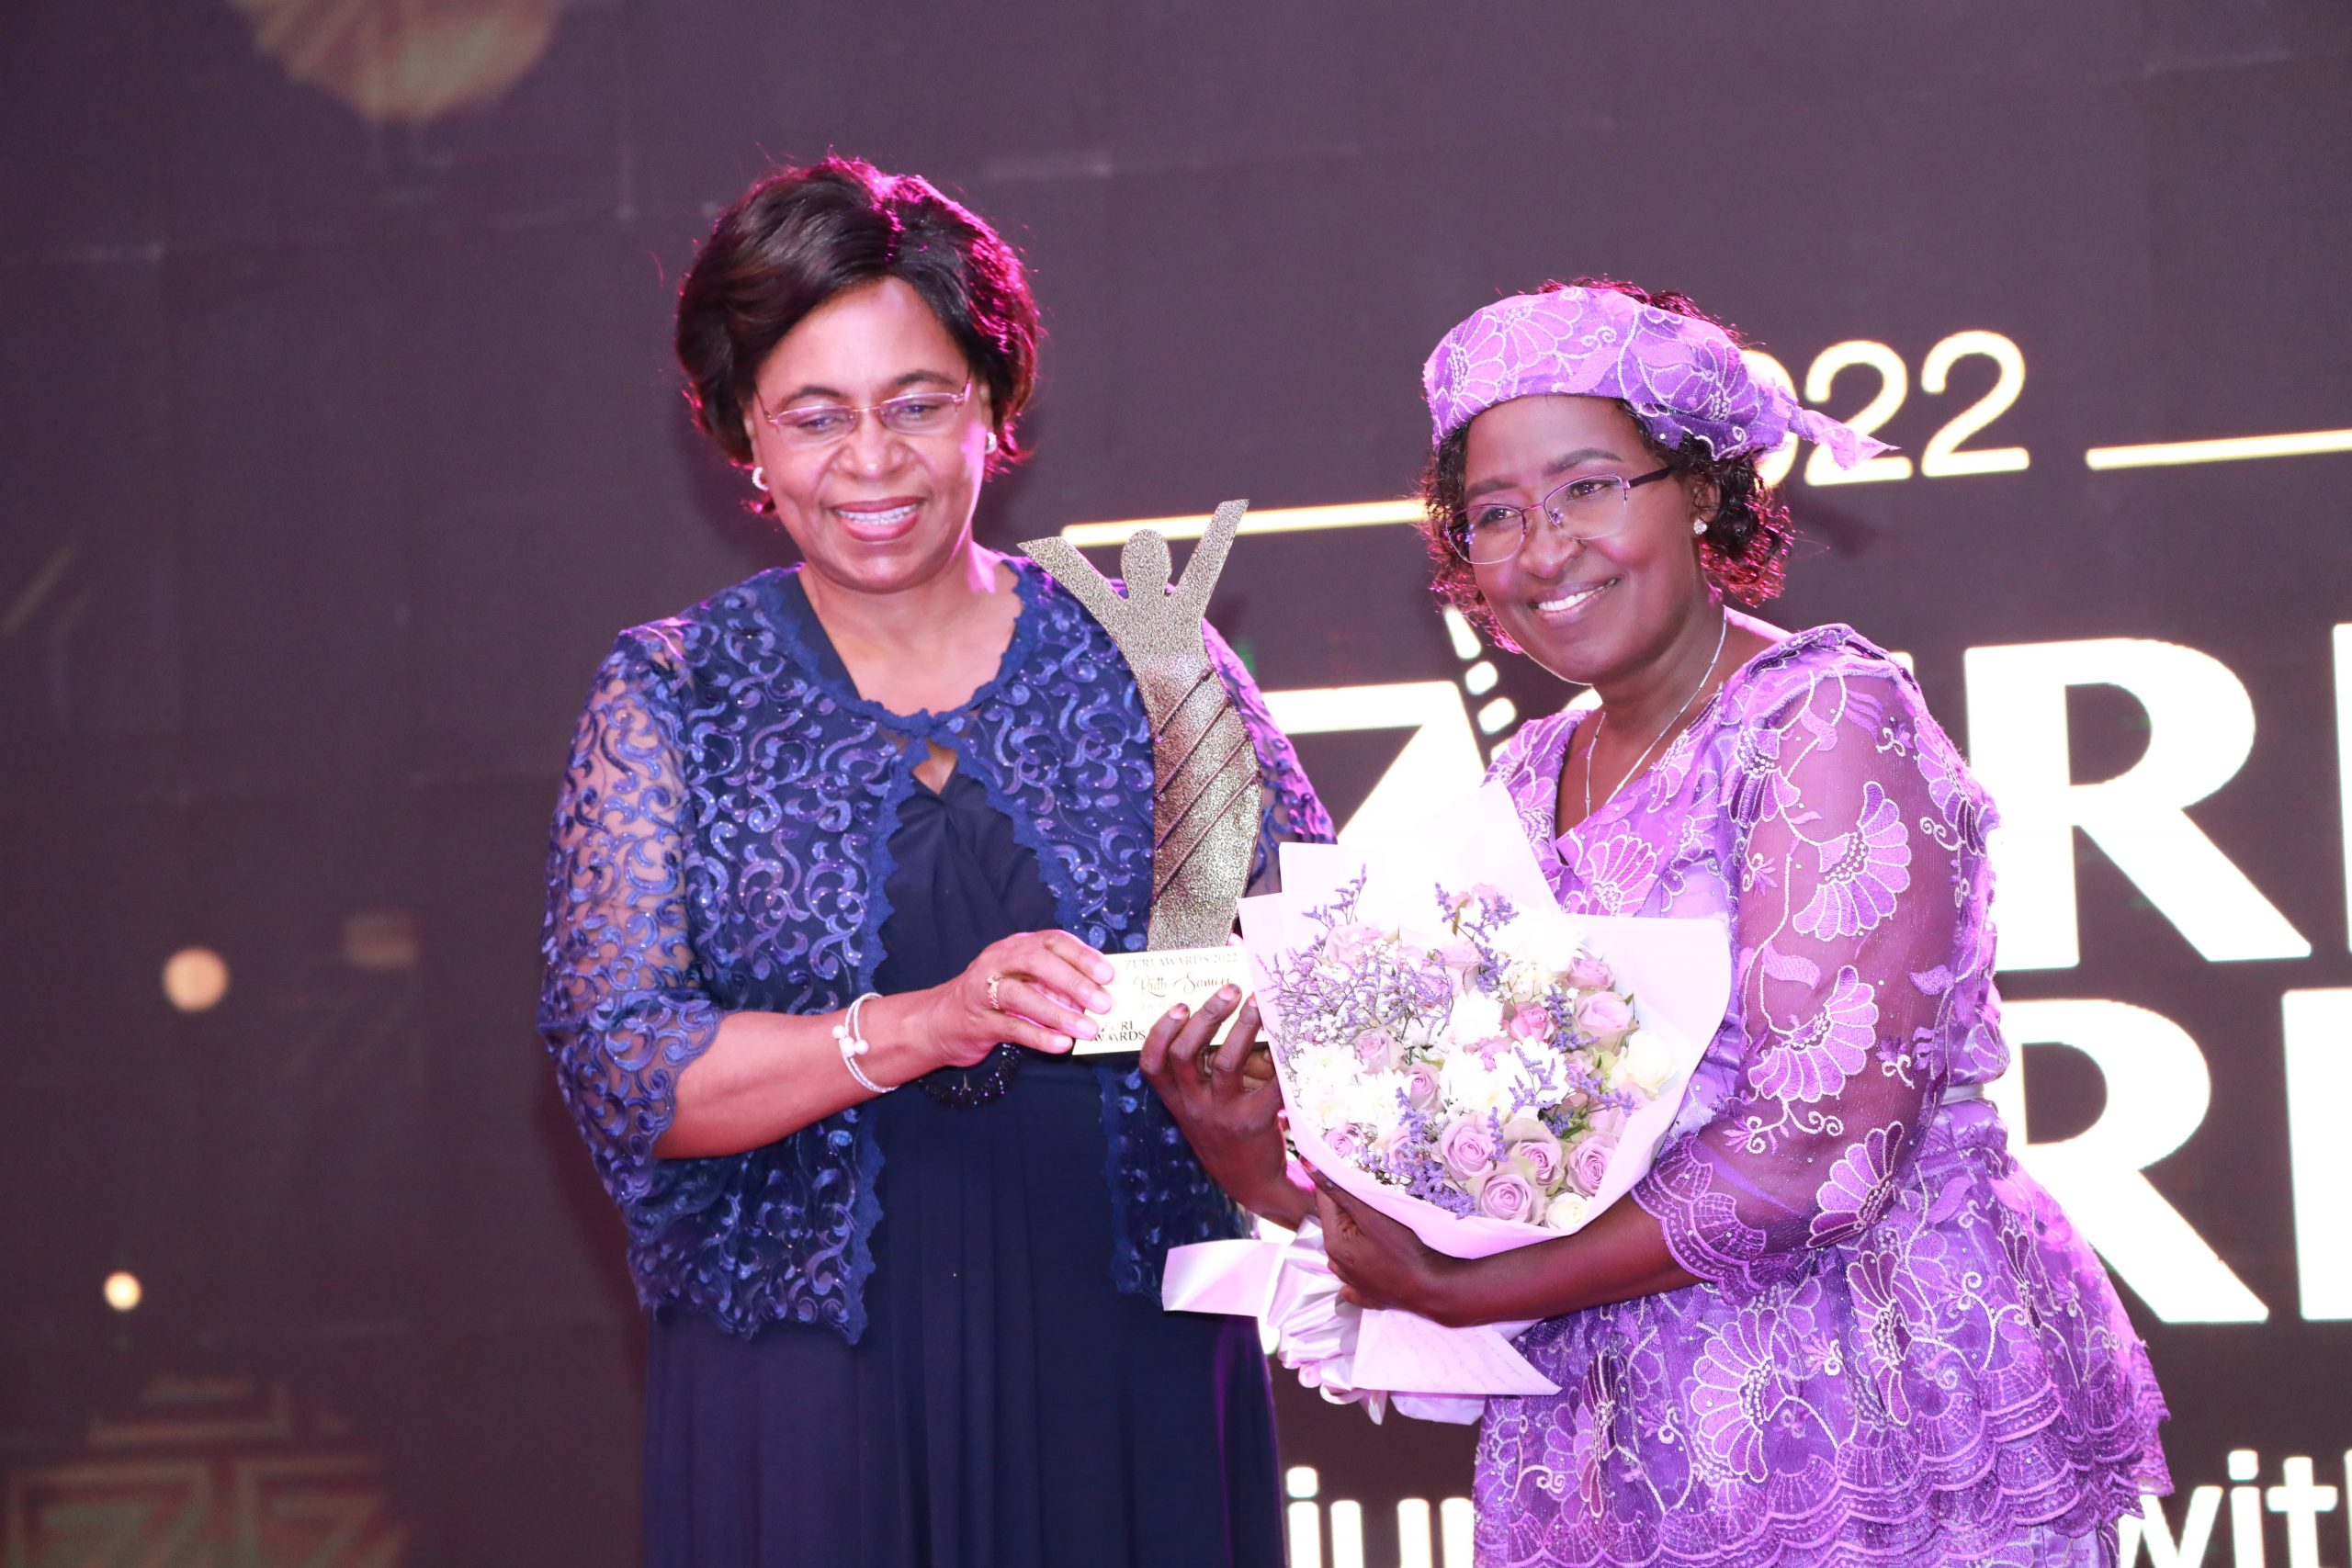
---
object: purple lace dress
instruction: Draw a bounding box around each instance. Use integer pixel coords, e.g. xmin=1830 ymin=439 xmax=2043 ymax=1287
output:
xmin=1476 ymin=624 xmax=2168 ymax=1568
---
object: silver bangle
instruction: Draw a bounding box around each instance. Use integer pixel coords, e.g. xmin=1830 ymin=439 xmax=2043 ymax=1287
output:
xmin=832 ymin=991 xmax=889 ymax=1095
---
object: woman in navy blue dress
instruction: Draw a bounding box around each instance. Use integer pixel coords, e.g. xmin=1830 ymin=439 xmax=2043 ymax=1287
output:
xmin=538 ymin=157 xmax=1330 ymax=1568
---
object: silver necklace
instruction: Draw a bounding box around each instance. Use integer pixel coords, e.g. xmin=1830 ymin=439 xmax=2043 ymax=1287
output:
xmin=1581 ymin=615 xmax=1730 ymax=825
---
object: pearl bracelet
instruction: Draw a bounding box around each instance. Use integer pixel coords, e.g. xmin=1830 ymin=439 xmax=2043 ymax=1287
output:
xmin=831 ymin=991 xmax=889 ymax=1095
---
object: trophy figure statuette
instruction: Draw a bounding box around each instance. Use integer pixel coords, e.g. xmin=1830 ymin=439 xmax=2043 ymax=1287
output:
xmin=1021 ymin=501 xmax=1264 ymax=955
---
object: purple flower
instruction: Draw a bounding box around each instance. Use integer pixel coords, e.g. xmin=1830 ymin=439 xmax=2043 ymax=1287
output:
xmin=1724 ymin=724 xmax=1799 ymax=829
xmin=1575 ymin=990 xmax=1634 ymax=1045
xmin=1794 ymin=780 xmax=1912 ymax=940
xmin=1564 ymin=955 xmax=1613 ymax=992
xmin=1476 ymin=1168 xmax=1538 ymax=1223
xmin=1352 ymin=1027 xmax=1399 ymax=1072
xmin=1566 ymin=1132 xmax=1617 ymax=1196
xmin=1437 ymin=1115 xmax=1498 ymax=1181
xmin=1752 ymin=965 xmax=1878 ymax=1103
xmin=1690 ymin=1302 xmax=1788 ymax=1484
xmin=1845 ymin=1243 xmax=1929 ymax=1422
xmin=1505 ymin=1118 xmax=1565 ymax=1187
xmin=1808 ymin=1122 xmax=1908 ymax=1246
xmin=1404 ymin=1062 xmax=1442 ymax=1111
xmin=1570 ymin=832 xmax=1660 ymax=917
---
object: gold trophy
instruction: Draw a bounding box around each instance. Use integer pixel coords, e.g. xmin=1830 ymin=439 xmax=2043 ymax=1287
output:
xmin=1022 ymin=502 xmax=1265 ymax=1047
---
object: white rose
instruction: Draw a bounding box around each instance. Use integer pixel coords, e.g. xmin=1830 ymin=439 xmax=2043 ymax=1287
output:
xmin=1543 ymin=1191 xmax=1589 ymax=1233
xmin=1621 ymin=1029 xmax=1676 ymax=1097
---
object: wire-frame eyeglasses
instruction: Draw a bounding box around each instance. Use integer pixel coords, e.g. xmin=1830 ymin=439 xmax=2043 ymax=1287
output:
xmin=1446 ymin=466 xmax=1676 ymax=565
xmin=760 ymin=379 xmax=975 ymax=446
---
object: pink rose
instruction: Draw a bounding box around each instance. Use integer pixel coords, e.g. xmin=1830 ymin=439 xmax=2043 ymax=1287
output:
xmin=1404 ymin=1062 xmax=1442 ymax=1111
xmin=1575 ymin=990 xmax=1634 ymax=1044
xmin=1565 ymin=955 xmax=1614 ymax=992
xmin=1476 ymin=1169 xmax=1538 ymax=1224
xmin=1326 ymin=924 xmax=1381 ymax=964
xmin=1353 ymin=1027 xmax=1399 ymax=1072
xmin=1567 ymin=1132 xmax=1618 ymax=1196
xmin=1506 ymin=1002 xmax=1554 ymax=1043
xmin=1470 ymin=882 xmax=1507 ymax=905
xmin=1504 ymin=1118 xmax=1564 ymax=1187
xmin=1328 ymin=1124 xmax=1365 ymax=1161
xmin=1435 ymin=941 xmax=1483 ymax=984
xmin=1437 ymin=1115 xmax=1498 ymax=1181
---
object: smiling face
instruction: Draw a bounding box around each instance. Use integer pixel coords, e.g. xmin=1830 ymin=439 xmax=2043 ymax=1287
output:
xmin=1460 ymin=394 xmax=1716 ymax=686
xmin=741 ymin=276 xmax=994 ymax=599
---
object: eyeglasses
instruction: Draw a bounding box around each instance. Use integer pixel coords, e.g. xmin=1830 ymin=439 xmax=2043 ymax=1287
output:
xmin=1447 ymin=466 xmax=1676 ymax=565
xmin=759 ymin=379 xmax=974 ymax=446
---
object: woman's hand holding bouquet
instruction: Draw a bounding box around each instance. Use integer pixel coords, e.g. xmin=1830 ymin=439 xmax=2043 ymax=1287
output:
xmin=1160 ymin=785 xmax=1728 ymax=1422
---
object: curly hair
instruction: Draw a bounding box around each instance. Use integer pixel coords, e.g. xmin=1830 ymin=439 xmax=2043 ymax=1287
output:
xmin=674 ymin=156 xmax=1040 ymax=505
xmin=1416 ymin=277 xmax=1793 ymax=641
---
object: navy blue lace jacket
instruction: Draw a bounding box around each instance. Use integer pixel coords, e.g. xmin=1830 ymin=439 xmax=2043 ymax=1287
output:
xmin=537 ymin=559 xmax=1332 ymax=1342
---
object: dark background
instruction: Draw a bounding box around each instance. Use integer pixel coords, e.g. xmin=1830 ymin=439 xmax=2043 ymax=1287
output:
xmin=6 ymin=3 xmax=2349 ymax=1562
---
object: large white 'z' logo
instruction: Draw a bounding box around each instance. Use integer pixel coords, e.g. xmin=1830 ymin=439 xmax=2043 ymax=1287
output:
xmin=1263 ymin=682 xmax=1486 ymax=844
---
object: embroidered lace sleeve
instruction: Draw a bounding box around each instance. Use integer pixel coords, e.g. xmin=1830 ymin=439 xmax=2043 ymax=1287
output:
xmin=1633 ymin=660 xmax=1961 ymax=1296
xmin=537 ymin=634 xmax=726 ymax=1207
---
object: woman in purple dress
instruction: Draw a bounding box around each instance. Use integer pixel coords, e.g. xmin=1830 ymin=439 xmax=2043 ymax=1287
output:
xmin=1284 ymin=280 xmax=2167 ymax=1566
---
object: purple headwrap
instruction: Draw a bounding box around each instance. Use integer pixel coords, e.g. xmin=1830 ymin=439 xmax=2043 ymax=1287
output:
xmin=1421 ymin=287 xmax=1892 ymax=471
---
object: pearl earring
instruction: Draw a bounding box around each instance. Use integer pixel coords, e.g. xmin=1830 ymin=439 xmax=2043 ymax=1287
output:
xmin=984 ymin=431 xmax=1001 ymax=456
xmin=1690 ymin=517 xmax=1708 ymax=536
xmin=752 ymin=466 xmax=769 ymax=493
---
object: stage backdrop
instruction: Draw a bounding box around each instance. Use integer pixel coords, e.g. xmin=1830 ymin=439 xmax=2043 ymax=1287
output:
xmin=5 ymin=4 xmax=2349 ymax=1564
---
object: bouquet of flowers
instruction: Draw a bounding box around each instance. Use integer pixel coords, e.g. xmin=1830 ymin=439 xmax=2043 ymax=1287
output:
xmin=1161 ymin=784 xmax=1729 ymax=1421
xmin=1272 ymin=874 xmax=1679 ymax=1239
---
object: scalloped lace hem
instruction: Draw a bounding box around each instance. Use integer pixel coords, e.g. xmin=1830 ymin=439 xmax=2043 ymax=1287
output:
xmin=1472 ymin=1466 xmax=2158 ymax=1568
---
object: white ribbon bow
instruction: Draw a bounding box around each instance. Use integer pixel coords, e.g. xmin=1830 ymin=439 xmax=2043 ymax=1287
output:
xmin=1161 ymin=1220 xmax=1558 ymax=1425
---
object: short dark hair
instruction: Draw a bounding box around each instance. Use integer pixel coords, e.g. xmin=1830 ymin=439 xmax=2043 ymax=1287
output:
xmin=1416 ymin=277 xmax=1793 ymax=640
xmin=674 ymin=156 xmax=1040 ymax=477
